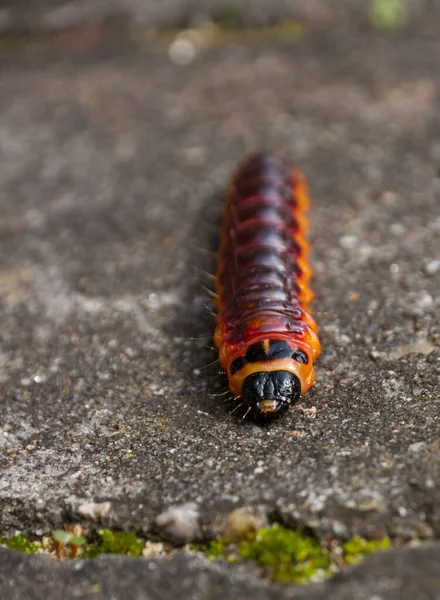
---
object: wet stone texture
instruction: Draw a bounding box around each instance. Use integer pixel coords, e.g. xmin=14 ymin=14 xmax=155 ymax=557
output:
xmin=0 ymin=8 xmax=440 ymax=600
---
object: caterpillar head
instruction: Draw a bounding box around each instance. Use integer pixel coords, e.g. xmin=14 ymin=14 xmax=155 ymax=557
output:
xmin=241 ymin=370 xmax=301 ymax=418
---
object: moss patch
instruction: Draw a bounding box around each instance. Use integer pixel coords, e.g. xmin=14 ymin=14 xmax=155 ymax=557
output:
xmin=1 ymin=526 xmax=393 ymax=586
xmin=238 ymin=526 xmax=331 ymax=583
xmin=193 ymin=525 xmax=392 ymax=585
xmin=0 ymin=529 xmax=147 ymax=559
xmin=0 ymin=534 xmax=41 ymax=554
xmin=194 ymin=526 xmax=331 ymax=584
xmin=343 ymin=535 xmax=391 ymax=565
xmin=368 ymin=0 xmax=406 ymax=29
xmin=84 ymin=529 xmax=145 ymax=559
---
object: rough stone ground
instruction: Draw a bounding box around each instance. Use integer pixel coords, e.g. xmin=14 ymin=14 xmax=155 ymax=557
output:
xmin=0 ymin=3 xmax=439 ymax=599
xmin=2 ymin=542 xmax=440 ymax=600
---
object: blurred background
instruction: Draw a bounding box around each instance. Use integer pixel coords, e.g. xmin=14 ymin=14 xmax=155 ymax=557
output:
xmin=0 ymin=0 xmax=438 ymax=33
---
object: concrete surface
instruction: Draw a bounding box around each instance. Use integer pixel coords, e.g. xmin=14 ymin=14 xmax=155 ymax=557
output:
xmin=1 ymin=543 xmax=440 ymax=600
xmin=0 ymin=6 xmax=439 ymax=598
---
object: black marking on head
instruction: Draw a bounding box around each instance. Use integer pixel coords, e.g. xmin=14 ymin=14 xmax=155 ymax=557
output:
xmin=229 ymin=341 xmax=310 ymax=375
xmin=291 ymin=349 xmax=309 ymax=364
xmin=268 ymin=340 xmax=292 ymax=359
xmin=241 ymin=370 xmax=301 ymax=418
xmin=245 ymin=342 xmax=267 ymax=362
xmin=230 ymin=357 xmax=247 ymax=375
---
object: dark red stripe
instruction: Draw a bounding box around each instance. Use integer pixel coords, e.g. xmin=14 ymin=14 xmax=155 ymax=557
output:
xmin=218 ymin=153 xmax=307 ymax=345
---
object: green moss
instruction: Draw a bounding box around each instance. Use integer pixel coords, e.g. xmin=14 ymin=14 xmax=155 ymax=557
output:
xmin=194 ymin=539 xmax=239 ymax=563
xmin=343 ymin=535 xmax=391 ymax=565
xmin=215 ymin=0 xmax=243 ymax=27
xmin=194 ymin=526 xmax=331 ymax=584
xmin=196 ymin=539 xmax=228 ymax=560
xmin=0 ymin=526 xmax=391 ymax=584
xmin=238 ymin=526 xmax=331 ymax=584
xmin=223 ymin=21 xmax=306 ymax=44
xmin=368 ymin=0 xmax=406 ymax=29
xmin=1 ymin=535 xmax=41 ymax=554
xmin=194 ymin=526 xmax=393 ymax=585
xmin=270 ymin=20 xmax=306 ymax=41
xmin=83 ymin=529 xmax=145 ymax=559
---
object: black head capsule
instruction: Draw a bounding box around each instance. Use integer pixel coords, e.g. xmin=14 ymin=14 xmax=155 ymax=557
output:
xmin=241 ymin=370 xmax=301 ymax=418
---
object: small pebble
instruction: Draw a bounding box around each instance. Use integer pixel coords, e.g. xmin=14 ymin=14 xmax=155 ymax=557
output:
xmin=77 ymin=501 xmax=112 ymax=518
xmin=302 ymin=406 xmax=317 ymax=418
xmin=168 ymin=38 xmax=197 ymax=66
xmin=424 ymin=259 xmax=440 ymax=276
xmin=222 ymin=507 xmax=263 ymax=542
xmin=339 ymin=235 xmax=358 ymax=249
xmin=142 ymin=542 xmax=165 ymax=559
xmin=412 ymin=385 xmax=424 ymax=397
xmin=408 ymin=441 xmax=427 ymax=453
xmin=148 ymin=293 xmax=159 ymax=308
xmin=332 ymin=521 xmax=348 ymax=537
xmin=33 ymin=374 xmax=46 ymax=384
xmin=155 ymin=502 xmax=200 ymax=543
xmin=390 ymin=223 xmax=406 ymax=236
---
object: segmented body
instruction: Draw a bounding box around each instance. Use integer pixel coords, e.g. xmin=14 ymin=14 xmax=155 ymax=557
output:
xmin=214 ymin=153 xmax=320 ymax=416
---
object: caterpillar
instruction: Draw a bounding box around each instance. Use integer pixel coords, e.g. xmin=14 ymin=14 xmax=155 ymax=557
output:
xmin=214 ymin=153 xmax=320 ymax=418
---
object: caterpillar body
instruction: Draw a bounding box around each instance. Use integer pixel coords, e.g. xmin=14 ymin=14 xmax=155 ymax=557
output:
xmin=214 ymin=153 xmax=320 ymax=417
